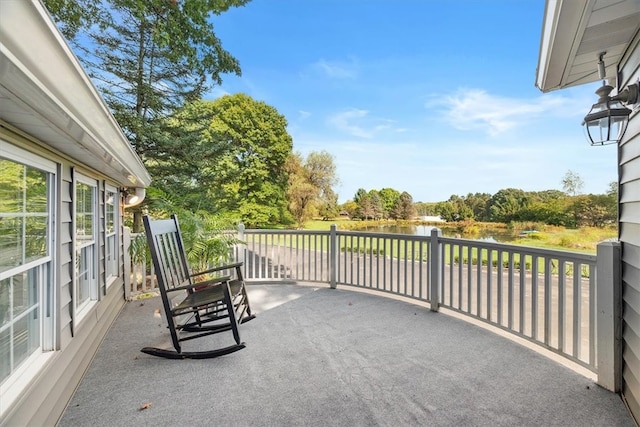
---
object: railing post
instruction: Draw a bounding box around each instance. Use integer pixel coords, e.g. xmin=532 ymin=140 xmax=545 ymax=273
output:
xmin=123 ymin=226 xmax=131 ymax=300
xmin=237 ymin=222 xmax=245 ymax=266
xmin=596 ymin=240 xmax=622 ymax=392
xmin=330 ymin=224 xmax=338 ymax=289
xmin=429 ymin=228 xmax=442 ymax=312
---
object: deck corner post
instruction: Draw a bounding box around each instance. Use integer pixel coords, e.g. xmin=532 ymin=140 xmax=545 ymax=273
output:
xmin=330 ymin=224 xmax=338 ymax=289
xmin=429 ymin=228 xmax=443 ymax=312
xmin=596 ymin=240 xmax=622 ymax=392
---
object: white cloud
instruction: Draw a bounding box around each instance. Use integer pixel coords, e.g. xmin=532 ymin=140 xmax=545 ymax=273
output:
xmin=314 ymin=58 xmax=358 ymax=79
xmin=327 ymin=109 xmax=401 ymax=138
xmin=430 ymin=88 xmax=584 ymax=136
xmin=298 ymin=110 xmax=311 ymax=120
xmin=207 ymin=86 xmax=231 ymax=99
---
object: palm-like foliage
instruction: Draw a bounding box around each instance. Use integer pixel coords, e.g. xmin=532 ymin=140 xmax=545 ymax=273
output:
xmin=132 ymin=188 xmax=243 ymax=273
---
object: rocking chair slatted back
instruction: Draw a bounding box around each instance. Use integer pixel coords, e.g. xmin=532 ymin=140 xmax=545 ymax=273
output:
xmin=148 ymin=219 xmax=191 ymax=292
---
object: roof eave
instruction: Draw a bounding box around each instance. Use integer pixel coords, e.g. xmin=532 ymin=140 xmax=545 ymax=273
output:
xmin=0 ymin=0 xmax=151 ymax=188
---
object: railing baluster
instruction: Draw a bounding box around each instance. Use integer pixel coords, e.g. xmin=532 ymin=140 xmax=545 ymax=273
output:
xmin=573 ymin=262 xmax=581 ymax=359
xmin=496 ymin=249 xmax=503 ymax=326
xmin=519 ymin=252 xmax=526 ymax=334
xmin=558 ymin=260 xmax=566 ymax=353
xmin=477 ymin=247 xmax=482 ymax=317
xmin=532 ymin=255 xmax=539 ymax=340
xmin=544 ymin=258 xmax=552 ymax=347
xmin=508 ymin=251 xmax=515 ymax=330
xmin=589 ymin=265 xmax=596 ymax=367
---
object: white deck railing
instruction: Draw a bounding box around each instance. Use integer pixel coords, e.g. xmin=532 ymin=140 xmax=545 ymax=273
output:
xmin=126 ymin=225 xmax=616 ymax=374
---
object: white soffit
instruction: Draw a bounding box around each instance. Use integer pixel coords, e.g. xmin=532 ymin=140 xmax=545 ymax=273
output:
xmin=0 ymin=0 xmax=151 ymax=187
xmin=536 ymin=0 xmax=640 ymax=93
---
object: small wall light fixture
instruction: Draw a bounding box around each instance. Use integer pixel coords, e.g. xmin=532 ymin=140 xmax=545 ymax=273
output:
xmin=123 ymin=187 xmax=146 ymax=207
xmin=583 ymin=52 xmax=638 ymax=146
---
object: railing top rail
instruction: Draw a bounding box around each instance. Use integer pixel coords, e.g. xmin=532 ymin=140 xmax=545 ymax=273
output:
xmin=439 ymin=236 xmax=598 ymax=262
xmin=335 ymin=230 xmax=431 ymax=241
xmin=244 ymin=228 xmax=597 ymax=262
xmin=242 ymin=229 xmax=329 ymax=236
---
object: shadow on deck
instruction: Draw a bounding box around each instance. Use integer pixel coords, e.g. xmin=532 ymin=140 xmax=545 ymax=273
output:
xmin=58 ymin=284 xmax=634 ymax=427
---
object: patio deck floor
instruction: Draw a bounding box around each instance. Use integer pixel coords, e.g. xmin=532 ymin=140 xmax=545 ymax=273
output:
xmin=57 ymin=284 xmax=634 ymax=427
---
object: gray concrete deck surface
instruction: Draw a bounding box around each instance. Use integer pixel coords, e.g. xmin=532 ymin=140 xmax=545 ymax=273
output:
xmin=57 ymin=284 xmax=634 ymax=427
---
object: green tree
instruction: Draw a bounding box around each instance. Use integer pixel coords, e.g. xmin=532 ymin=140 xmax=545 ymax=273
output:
xmin=488 ymin=188 xmax=530 ymax=223
xmin=354 ymin=189 xmax=375 ymax=220
xmin=378 ymin=188 xmax=400 ymax=218
xmin=391 ymin=192 xmax=416 ymax=220
xmin=201 ymin=94 xmax=293 ymax=227
xmin=561 ymin=170 xmax=584 ymax=196
xmin=318 ymin=189 xmax=340 ymax=220
xmin=573 ymin=194 xmax=617 ymax=227
xmin=435 ymin=201 xmax=457 ymax=222
xmin=464 ymin=193 xmax=491 ymax=221
xmin=340 ymin=200 xmax=358 ymax=218
xmin=44 ymin=0 xmax=250 ymax=230
xmin=145 ymin=99 xmax=223 ymax=213
xmin=305 ymin=151 xmax=339 ymax=220
xmin=368 ymin=190 xmax=384 ymax=220
xmin=285 ymin=153 xmax=317 ymax=228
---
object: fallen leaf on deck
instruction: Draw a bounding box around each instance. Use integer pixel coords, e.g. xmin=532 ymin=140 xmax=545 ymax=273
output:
xmin=139 ymin=402 xmax=152 ymax=411
xmin=153 ymin=309 xmax=161 ymax=318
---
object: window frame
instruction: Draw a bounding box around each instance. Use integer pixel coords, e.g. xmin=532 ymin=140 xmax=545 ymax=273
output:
xmin=104 ymin=184 xmax=119 ymax=286
xmin=73 ymin=172 xmax=98 ymax=319
xmin=0 ymin=140 xmax=56 ymax=405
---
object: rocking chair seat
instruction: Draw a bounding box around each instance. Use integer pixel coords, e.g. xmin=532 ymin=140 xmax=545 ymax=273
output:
xmin=173 ymin=278 xmax=229 ymax=313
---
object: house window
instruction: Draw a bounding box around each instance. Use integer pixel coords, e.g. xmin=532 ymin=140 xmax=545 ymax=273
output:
xmin=105 ymin=186 xmax=118 ymax=284
xmin=75 ymin=175 xmax=97 ymax=314
xmin=0 ymin=146 xmax=55 ymax=385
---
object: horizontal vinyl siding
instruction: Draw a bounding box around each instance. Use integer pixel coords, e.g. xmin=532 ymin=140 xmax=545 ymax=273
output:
xmin=621 ymin=154 xmax=640 ymax=183
xmin=620 ymin=201 xmax=640 ymax=223
xmin=620 ymin=178 xmax=640 ymax=203
xmin=623 ymin=307 xmax=640 ymax=420
xmin=619 ymin=44 xmax=640 ymax=422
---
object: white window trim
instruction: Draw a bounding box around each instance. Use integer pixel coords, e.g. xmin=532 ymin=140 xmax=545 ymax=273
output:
xmin=0 ymin=140 xmax=57 ymax=418
xmin=0 ymin=140 xmax=56 ymax=173
xmin=104 ymin=184 xmax=119 ymax=287
xmin=73 ymin=172 xmax=98 ymax=322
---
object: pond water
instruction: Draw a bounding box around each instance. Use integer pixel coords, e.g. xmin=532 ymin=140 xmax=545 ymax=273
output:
xmin=352 ymin=224 xmax=518 ymax=243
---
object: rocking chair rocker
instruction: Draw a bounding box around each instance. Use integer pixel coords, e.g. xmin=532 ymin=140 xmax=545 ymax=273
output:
xmin=141 ymin=214 xmax=254 ymax=359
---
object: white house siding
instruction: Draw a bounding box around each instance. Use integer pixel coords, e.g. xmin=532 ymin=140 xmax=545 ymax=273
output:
xmin=0 ymin=126 xmax=127 ymax=426
xmin=619 ymin=35 xmax=640 ymax=421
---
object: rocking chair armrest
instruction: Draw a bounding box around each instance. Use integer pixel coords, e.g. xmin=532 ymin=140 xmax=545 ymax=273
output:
xmin=167 ymin=276 xmax=231 ymax=293
xmin=191 ymin=262 xmax=243 ymax=277
xmin=192 ymin=275 xmax=231 ymax=289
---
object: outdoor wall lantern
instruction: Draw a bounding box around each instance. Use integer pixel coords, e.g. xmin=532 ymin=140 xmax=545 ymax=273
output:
xmin=583 ymin=53 xmax=639 ymax=146
xmin=123 ymin=187 xmax=146 ymax=207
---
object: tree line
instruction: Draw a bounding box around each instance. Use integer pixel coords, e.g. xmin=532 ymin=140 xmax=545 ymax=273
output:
xmin=418 ymin=185 xmax=617 ymax=227
xmin=343 ymin=172 xmax=617 ymax=228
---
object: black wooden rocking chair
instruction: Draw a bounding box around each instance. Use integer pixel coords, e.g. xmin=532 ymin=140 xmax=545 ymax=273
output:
xmin=141 ymin=214 xmax=255 ymax=359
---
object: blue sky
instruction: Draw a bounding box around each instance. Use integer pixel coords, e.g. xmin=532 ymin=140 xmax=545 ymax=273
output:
xmin=209 ymin=0 xmax=617 ymax=203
